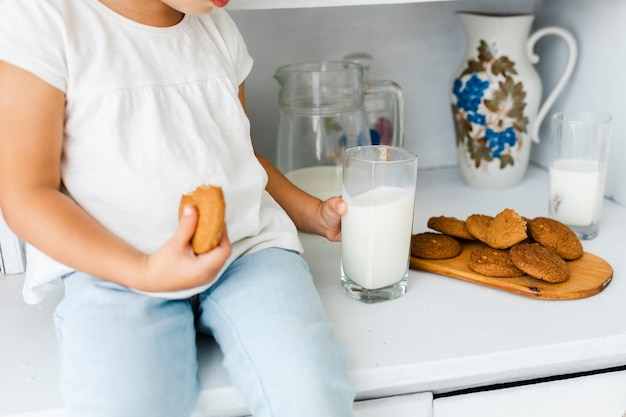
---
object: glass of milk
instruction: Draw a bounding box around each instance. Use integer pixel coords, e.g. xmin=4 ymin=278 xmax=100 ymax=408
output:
xmin=549 ymin=112 xmax=612 ymax=240
xmin=341 ymin=145 xmax=418 ymax=303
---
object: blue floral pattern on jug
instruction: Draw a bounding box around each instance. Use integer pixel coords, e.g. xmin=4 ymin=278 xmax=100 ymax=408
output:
xmin=451 ymin=40 xmax=529 ymax=169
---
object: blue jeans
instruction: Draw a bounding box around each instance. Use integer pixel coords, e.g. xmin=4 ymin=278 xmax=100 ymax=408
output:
xmin=54 ymin=248 xmax=354 ymax=417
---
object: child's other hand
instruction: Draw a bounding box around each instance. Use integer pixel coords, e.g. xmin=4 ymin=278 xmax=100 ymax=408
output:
xmin=142 ymin=205 xmax=231 ymax=292
xmin=318 ymin=196 xmax=347 ymax=242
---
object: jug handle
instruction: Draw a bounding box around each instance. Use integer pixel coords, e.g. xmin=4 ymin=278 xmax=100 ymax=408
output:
xmin=527 ymin=26 xmax=578 ymax=144
xmin=366 ymin=80 xmax=405 ymax=148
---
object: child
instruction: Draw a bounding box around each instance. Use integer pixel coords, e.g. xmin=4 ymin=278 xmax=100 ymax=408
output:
xmin=0 ymin=0 xmax=355 ymax=416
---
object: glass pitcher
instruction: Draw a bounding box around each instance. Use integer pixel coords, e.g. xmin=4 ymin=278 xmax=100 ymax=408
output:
xmin=343 ymin=52 xmax=405 ymax=148
xmin=274 ymin=61 xmax=404 ymax=200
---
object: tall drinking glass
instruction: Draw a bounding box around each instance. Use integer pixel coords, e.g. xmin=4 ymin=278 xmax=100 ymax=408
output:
xmin=341 ymin=146 xmax=418 ymax=303
xmin=549 ymin=112 xmax=612 ymax=240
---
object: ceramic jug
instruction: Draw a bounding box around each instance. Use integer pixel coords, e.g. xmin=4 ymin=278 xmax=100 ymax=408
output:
xmin=275 ymin=60 xmax=404 ymax=200
xmin=450 ymin=12 xmax=578 ymax=189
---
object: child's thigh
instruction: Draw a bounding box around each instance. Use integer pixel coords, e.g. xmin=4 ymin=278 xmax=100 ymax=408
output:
xmin=197 ymin=248 xmax=354 ymax=417
xmin=199 ymin=248 xmax=329 ymax=337
xmin=54 ymin=272 xmax=200 ymax=417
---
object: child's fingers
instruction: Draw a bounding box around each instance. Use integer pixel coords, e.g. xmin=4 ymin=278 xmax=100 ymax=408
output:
xmin=211 ymin=225 xmax=232 ymax=256
xmin=332 ymin=196 xmax=347 ymax=216
xmin=176 ymin=204 xmax=198 ymax=245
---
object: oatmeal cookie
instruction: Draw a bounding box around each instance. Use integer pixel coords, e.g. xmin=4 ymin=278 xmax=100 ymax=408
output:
xmin=486 ymin=208 xmax=528 ymax=249
xmin=509 ymin=243 xmax=570 ymax=283
xmin=527 ymin=217 xmax=583 ymax=260
xmin=468 ymin=246 xmax=526 ymax=278
xmin=179 ymin=185 xmax=225 ymax=254
xmin=465 ymin=214 xmax=493 ymax=244
xmin=427 ymin=215 xmax=476 ymax=240
xmin=410 ymin=232 xmax=462 ymax=260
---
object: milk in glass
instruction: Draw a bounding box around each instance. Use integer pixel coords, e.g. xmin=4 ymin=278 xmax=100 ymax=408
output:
xmin=341 ymin=186 xmax=415 ymax=290
xmin=549 ymin=159 xmax=605 ymax=226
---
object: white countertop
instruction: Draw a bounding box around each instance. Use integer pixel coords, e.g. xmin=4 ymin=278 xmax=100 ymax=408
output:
xmin=2 ymin=165 xmax=626 ymax=416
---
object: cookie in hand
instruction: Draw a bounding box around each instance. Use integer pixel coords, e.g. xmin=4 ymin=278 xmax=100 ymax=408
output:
xmin=178 ymin=185 xmax=225 ymax=254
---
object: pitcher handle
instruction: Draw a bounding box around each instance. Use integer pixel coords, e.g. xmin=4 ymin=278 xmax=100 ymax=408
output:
xmin=527 ymin=26 xmax=578 ymax=143
xmin=366 ymin=80 xmax=405 ymax=148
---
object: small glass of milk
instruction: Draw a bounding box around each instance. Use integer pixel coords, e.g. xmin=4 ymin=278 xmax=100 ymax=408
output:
xmin=340 ymin=145 xmax=418 ymax=303
xmin=549 ymin=112 xmax=612 ymax=240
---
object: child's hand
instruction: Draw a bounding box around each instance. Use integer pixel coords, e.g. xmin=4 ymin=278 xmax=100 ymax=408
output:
xmin=318 ymin=196 xmax=347 ymax=242
xmin=142 ymin=205 xmax=231 ymax=292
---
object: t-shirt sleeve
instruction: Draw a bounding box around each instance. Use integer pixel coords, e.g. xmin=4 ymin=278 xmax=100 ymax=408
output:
xmin=209 ymin=8 xmax=253 ymax=86
xmin=0 ymin=0 xmax=68 ymax=92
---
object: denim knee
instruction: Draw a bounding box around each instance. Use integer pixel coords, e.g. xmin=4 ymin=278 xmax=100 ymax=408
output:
xmin=54 ymin=272 xmax=200 ymax=417
xmin=197 ymin=249 xmax=355 ymax=417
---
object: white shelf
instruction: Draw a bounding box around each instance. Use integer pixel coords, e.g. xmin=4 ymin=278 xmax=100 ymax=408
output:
xmin=227 ymin=0 xmax=451 ymax=10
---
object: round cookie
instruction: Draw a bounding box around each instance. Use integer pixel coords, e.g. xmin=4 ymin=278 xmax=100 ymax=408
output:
xmin=527 ymin=217 xmax=583 ymax=260
xmin=486 ymin=208 xmax=528 ymax=249
xmin=411 ymin=232 xmax=462 ymax=260
xmin=468 ymin=247 xmax=526 ymax=278
xmin=509 ymin=243 xmax=570 ymax=283
xmin=179 ymin=185 xmax=225 ymax=254
xmin=427 ymin=216 xmax=476 ymax=240
xmin=465 ymin=214 xmax=493 ymax=244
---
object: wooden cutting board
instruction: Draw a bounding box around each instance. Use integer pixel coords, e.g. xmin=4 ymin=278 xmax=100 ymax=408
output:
xmin=409 ymin=241 xmax=613 ymax=300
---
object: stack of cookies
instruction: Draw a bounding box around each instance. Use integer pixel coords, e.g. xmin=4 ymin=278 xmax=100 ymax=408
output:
xmin=410 ymin=208 xmax=583 ymax=284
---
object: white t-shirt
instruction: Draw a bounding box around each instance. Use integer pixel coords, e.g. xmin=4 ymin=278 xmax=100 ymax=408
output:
xmin=0 ymin=0 xmax=302 ymax=304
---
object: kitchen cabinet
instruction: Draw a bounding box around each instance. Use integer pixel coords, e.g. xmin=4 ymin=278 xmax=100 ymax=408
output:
xmin=355 ymin=392 xmax=432 ymax=417
xmin=433 ymin=370 xmax=626 ymax=417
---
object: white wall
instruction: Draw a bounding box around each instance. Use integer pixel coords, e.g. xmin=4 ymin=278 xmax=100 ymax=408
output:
xmin=533 ymin=0 xmax=626 ymax=205
xmin=230 ymin=0 xmax=535 ymax=170
xmin=230 ymin=0 xmax=625 ymax=205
